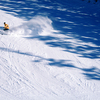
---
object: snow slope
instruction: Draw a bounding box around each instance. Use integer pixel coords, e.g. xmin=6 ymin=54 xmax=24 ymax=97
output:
xmin=0 ymin=0 xmax=100 ymax=100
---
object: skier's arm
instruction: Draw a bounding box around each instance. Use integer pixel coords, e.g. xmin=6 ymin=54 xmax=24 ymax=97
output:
xmin=4 ymin=24 xmax=9 ymax=29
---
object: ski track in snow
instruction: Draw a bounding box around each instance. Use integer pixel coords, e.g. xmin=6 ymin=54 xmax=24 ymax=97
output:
xmin=0 ymin=0 xmax=100 ymax=100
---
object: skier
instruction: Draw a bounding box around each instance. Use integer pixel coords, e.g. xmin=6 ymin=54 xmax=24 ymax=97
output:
xmin=4 ymin=22 xmax=9 ymax=31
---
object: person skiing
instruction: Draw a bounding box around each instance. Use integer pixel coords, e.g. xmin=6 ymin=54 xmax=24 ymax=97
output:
xmin=4 ymin=22 xmax=9 ymax=31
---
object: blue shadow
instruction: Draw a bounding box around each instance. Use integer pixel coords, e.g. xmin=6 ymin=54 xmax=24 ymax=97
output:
xmin=0 ymin=27 xmax=4 ymax=30
xmin=32 ymin=54 xmax=100 ymax=80
xmin=82 ymin=67 xmax=100 ymax=80
xmin=2 ymin=0 xmax=98 ymax=59
xmin=0 ymin=0 xmax=100 ymax=80
xmin=0 ymin=47 xmax=33 ymax=56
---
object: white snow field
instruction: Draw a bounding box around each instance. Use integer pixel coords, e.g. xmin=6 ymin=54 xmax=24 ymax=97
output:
xmin=0 ymin=0 xmax=100 ymax=100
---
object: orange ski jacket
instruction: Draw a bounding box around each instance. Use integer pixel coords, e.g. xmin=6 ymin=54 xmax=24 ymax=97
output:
xmin=4 ymin=23 xmax=9 ymax=29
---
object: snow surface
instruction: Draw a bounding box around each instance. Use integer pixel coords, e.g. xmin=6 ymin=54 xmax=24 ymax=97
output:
xmin=0 ymin=0 xmax=100 ymax=100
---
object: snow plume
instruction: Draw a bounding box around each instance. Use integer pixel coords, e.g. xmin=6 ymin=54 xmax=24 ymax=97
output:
xmin=9 ymin=16 xmax=57 ymax=36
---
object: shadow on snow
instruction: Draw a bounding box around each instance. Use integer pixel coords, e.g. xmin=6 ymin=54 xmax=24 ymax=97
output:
xmin=0 ymin=0 xmax=100 ymax=59
xmin=0 ymin=0 xmax=100 ymax=80
xmin=32 ymin=54 xmax=100 ymax=80
xmin=0 ymin=47 xmax=33 ymax=56
xmin=0 ymin=46 xmax=100 ymax=80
